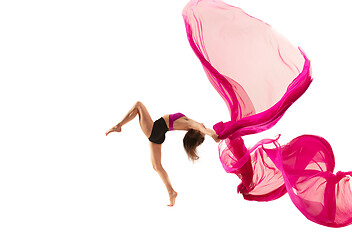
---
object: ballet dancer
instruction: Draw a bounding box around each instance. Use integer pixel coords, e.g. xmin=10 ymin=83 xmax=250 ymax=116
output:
xmin=106 ymin=101 xmax=220 ymax=206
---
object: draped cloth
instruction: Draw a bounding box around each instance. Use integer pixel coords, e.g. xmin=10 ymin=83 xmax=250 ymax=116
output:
xmin=183 ymin=0 xmax=352 ymax=227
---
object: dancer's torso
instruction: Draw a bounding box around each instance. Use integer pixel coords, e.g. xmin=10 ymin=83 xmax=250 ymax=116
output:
xmin=163 ymin=113 xmax=188 ymax=131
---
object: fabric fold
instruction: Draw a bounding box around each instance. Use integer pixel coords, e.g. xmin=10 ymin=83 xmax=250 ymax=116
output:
xmin=183 ymin=0 xmax=352 ymax=227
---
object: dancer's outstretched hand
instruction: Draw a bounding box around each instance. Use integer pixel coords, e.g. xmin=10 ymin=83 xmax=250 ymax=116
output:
xmin=105 ymin=124 xmax=122 ymax=136
xmin=212 ymin=132 xmax=221 ymax=143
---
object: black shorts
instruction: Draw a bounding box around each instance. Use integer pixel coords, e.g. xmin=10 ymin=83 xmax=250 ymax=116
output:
xmin=148 ymin=117 xmax=169 ymax=144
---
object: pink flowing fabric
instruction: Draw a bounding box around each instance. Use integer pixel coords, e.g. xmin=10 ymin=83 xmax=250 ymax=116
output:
xmin=183 ymin=0 xmax=352 ymax=227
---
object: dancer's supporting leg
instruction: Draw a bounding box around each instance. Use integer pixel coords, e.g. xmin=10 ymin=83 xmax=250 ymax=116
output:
xmin=150 ymin=142 xmax=178 ymax=206
xmin=106 ymin=101 xmax=153 ymax=137
xmin=106 ymin=101 xmax=177 ymax=206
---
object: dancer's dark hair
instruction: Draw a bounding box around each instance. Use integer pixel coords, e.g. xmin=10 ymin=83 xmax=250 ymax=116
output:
xmin=183 ymin=129 xmax=205 ymax=161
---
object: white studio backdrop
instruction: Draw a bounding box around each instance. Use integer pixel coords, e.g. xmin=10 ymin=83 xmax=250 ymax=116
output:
xmin=0 ymin=0 xmax=351 ymax=239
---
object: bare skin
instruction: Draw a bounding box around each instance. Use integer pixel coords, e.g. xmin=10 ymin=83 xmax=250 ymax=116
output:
xmin=163 ymin=115 xmax=220 ymax=143
xmin=106 ymin=101 xmax=220 ymax=206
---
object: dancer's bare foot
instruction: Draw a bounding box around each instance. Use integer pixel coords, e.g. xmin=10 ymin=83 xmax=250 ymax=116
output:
xmin=167 ymin=191 xmax=178 ymax=207
xmin=105 ymin=124 xmax=122 ymax=136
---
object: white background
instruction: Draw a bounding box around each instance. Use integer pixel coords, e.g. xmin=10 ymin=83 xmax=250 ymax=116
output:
xmin=1 ymin=0 xmax=352 ymax=239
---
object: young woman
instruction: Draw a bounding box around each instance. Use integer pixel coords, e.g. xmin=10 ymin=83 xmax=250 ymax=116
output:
xmin=106 ymin=101 xmax=220 ymax=206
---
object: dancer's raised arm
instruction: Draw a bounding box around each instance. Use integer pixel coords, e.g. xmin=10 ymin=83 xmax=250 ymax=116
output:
xmin=187 ymin=119 xmax=220 ymax=143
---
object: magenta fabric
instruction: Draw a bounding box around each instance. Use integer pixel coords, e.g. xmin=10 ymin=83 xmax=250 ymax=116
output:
xmin=183 ymin=0 xmax=352 ymax=227
xmin=169 ymin=113 xmax=185 ymax=131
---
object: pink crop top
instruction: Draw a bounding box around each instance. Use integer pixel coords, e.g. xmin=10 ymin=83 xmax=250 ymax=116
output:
xmin=169 ymin=113 xmax=185 ymax=131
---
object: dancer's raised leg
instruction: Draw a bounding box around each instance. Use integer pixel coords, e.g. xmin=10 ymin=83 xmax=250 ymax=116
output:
xmin=150 ymin=142 xmax=178 ymax=206
xmin=106 ymin=101 xmax=153 ymax=137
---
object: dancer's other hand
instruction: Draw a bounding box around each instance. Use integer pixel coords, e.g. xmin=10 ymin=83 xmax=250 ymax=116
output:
xmin=211 ymin=132 xmax=221 ymax=143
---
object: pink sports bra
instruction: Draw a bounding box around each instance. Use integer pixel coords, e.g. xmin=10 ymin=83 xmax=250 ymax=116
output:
xmin=169 ymin=113 xmax=185 ymax=131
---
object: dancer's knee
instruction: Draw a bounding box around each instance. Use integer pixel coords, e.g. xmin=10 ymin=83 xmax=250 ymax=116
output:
xmin=133 ymin=101 xmax=142 ymax=114
xmin=135 ymin=101 xmax=143 ymax=107
xmin=152 ymin=163 xmax=163 ymax=172
xmin=134 ymin=101 xmax=142 ymax=111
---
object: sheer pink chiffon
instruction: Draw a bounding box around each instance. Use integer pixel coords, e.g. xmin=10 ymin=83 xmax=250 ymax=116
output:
xmin=183 ymin=0 xmax=352 ymax=227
